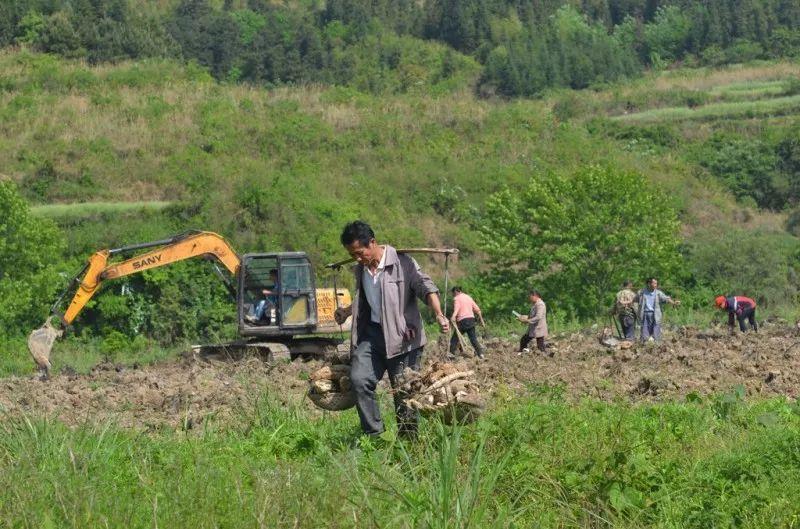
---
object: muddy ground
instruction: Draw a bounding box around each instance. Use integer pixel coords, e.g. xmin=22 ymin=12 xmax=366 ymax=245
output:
xmin=1 ymin=323 xmax=799 ymax=431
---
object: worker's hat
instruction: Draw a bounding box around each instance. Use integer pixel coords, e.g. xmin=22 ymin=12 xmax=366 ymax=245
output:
xmin=714 ymin=295 xmax=726 ymax=309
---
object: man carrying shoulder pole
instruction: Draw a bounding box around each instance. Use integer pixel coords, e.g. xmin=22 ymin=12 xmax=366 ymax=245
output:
xmin=333 ymin=220 xmax=449 ymax=438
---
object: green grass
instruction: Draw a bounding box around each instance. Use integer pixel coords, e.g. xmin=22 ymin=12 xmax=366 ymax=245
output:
xmin=708 ymin=79 xmax=791 ymax=99
xmin=0 ymin=335 xmax=182 ymax=378
xmin=30 ymin=201 xmax=171 ymax=219
xmin=2 ymin=390 xmax=800 ymax=527
xmin=612 ymin=94 xmax=800 ymax=123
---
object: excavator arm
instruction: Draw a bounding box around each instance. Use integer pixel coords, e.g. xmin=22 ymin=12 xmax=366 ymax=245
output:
xmin=59 ymin=230 xmax=239 ymax=325
xmin=28 ymin=230 xmax=241 ymax=376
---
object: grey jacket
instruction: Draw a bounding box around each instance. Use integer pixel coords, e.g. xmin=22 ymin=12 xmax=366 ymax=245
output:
xmin=635 ymin=288 xmax=672 ymax=324
xmin=528 ymin=299 xmax=548 ymax=338
xmin=350 ymin=245 xmax=439 ymax=358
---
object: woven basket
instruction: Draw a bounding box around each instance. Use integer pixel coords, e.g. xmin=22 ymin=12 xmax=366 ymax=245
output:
xmin=308 ymin=389 xmax=356 ymax=411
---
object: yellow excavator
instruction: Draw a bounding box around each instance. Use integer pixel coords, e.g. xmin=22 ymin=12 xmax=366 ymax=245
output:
xmin=28 ymin=230 xmax=352 ymax=378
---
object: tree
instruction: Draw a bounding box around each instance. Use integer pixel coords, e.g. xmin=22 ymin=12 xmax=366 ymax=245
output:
xmin=0 ymin=180 xmax=65 ymax=339
xmin=476 ymin=165 xmax=682 ymax=319
xmin=644 ymin=5 xmax=691 ymax=62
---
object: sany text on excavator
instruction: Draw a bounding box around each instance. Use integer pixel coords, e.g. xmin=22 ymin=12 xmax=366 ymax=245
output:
xmin=28 ymin=230 xmax=353 ymax=378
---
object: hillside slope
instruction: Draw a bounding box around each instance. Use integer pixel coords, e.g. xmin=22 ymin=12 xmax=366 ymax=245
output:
xmin=1 ymin=51 xmax=799 ymax=344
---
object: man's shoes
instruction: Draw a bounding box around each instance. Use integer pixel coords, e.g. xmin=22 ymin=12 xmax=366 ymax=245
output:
xmin=244 ymin=315 xmax=258 ymax=324
xmin=518 ymin=348 xmax=530 ymax=356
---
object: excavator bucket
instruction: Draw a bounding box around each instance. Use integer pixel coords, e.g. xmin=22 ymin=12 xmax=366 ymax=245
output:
xmin=27 ymin=319 xmax=63 ymax=378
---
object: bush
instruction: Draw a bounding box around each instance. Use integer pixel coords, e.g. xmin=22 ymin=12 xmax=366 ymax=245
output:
xmin=682 ymin=227 xmax=800 ymax=308
xmin=694 ymin=134 xmax=783 ymax=210
xmin=476 ymin=165 xmax=682 ymax=319
xmin=768 ymin=27 xmax=800 ymax=58
xmin=644 ymin=6 xmax=690 ymax=63
xmin=0 ymin=180 xmax=65 ymax=340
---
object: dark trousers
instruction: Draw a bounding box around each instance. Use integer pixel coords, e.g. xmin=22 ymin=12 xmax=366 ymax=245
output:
xmin=737 ymin=308 xmax=758 ymax=332
xmin=640 ymin=312 xmax=661 ymax=341
xmin=619 ymin=314 xmax=636 ymax=340
xmin=350 ymin=322 xmax=421 ymax=436
xmin=449 ymin=318 xmax=484 ymax=357
xmin=519 ymin=334 xmax=545 ymax=352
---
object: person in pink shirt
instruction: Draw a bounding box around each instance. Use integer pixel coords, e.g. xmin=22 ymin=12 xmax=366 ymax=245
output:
xmin=449 ymin=286 xmax=486 ymax=359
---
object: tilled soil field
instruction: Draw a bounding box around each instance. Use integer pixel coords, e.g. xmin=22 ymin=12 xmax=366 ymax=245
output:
xmin=1 ymin=324 xmax=799 ymax=431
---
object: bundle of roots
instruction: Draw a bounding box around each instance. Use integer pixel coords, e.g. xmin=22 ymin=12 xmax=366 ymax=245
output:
xmin=307 ymin=363 xmax=356 ymax=411
xmin=399 ymin=361 xmax=485 ymax=424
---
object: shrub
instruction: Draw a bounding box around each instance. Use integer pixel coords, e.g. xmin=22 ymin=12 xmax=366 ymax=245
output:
xmin=476 ymin=165 xmax=682 ymax=319
xmin=694 ymin=134 xmax=783 ymax=210
xmin=682 ymin=227 xmax=800 ymax=307
xmin=0 ymin=180 xmax=65 ymax=340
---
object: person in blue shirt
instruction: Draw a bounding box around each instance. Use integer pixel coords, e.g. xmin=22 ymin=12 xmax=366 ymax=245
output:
xmin=247 ymin=269 xmax=279 ymax=324
xmin=635 ymin=277 xmax=680 ymax=342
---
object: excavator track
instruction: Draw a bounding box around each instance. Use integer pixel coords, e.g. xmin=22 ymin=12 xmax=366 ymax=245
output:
xmin=188 ymin=337 xmax=350 ymax=363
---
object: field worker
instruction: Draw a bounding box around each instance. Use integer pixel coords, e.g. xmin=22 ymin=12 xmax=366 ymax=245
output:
xmin=614 ymin=280 xmax=638 ymax=340
xmin=449 ymin=286 xmax=486 ymax=360
xmin=333 ymin=220 xmax=449 ymax=438
xmin=635 ymin=277 xmax=680 ymax=342
xmin=517 ymin=289 xmax=548 ymax=354
xmin=715 ymin=295 xmax=758 ymax=333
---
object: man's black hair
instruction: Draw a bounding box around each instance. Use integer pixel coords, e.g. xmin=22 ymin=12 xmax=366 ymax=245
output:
xmin=623 ymin=279 xmax=633 ymax=287
xmin=647 ymin=277 xmax=658 ymax=283
xmin=451 ymin=286 xmax=462 ymax=294
xmin=529 ymin=289 xmax=541 ymax=297
xmin=340 ymin=220 xmax=375 ymax=247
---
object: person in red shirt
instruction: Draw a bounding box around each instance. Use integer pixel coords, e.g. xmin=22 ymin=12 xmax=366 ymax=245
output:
xmin=715 ymin=295 xmax=758 ymax=333
xmin=449 ymin=286 xmax=486 ymax=359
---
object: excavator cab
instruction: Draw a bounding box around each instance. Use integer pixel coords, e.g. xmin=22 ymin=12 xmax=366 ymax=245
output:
xmin=238 ymin=252 xmax=318 ymax=336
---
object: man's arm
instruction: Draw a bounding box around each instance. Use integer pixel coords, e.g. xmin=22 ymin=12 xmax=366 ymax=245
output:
xmin=402 ymin=256 xmax=448 ymax=331
xmin=659 ymin=291 xmax=680 ymax=305
xmin=474 ymin=301 xmax=485 ymax=326
xmin=426 ymin=292 xmax=450 ymax=332
xmin=528 ymin=305 xmax=540 ymax=326
xmin=406 ymin=257 xmax=439 ymax=301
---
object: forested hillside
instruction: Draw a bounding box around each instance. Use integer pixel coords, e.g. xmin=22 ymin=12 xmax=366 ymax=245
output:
xmin=1 ymin=0 xmax=799 ymax=352
xmin=2 ymin=0 xmax=799 ymax=95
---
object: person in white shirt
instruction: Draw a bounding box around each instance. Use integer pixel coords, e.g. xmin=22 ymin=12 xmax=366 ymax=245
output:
xmin=334 ymin=220 xmax=449 ymax=437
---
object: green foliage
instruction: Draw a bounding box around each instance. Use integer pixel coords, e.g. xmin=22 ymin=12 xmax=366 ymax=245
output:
xmin=230 ymin=9 xmax=265 ymax=46
xmin=476 ymin=165 xmax=682 ymax=319
xmin=0 ymin=52 xmax=798 ymax=341
xmin=693 ymin=133 xmax=783 ymax=209
xmin=682 ymin=226 xmax=800 ymax=308
xmin=3 ymin=393 xmax=800 ymax=526
xmin=644 ymin=6 xmax=691 ymax=63
xmin=480 ymin=6 xmax=640 ymax=96
xmin=2 ymin=0 xmax=800 ymax=96
xmin=769 ymin=27 xmax=800 ymax=58
xmin=0 ymin=180 xmax=65 ymax=340
xmin=613 ymin=94 xmax=800 ymax=125
xmin=14 ymin=10 xmax=44 ymax=45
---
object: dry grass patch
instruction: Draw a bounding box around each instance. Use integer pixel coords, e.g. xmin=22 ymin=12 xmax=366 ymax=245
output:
xmin=319 ymin=104 xmax=362 ymax=131
xmin=424 ymin=92 xmax=489 ymax=129
xmin=652 ymin=62 xmax=800 ymax=92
